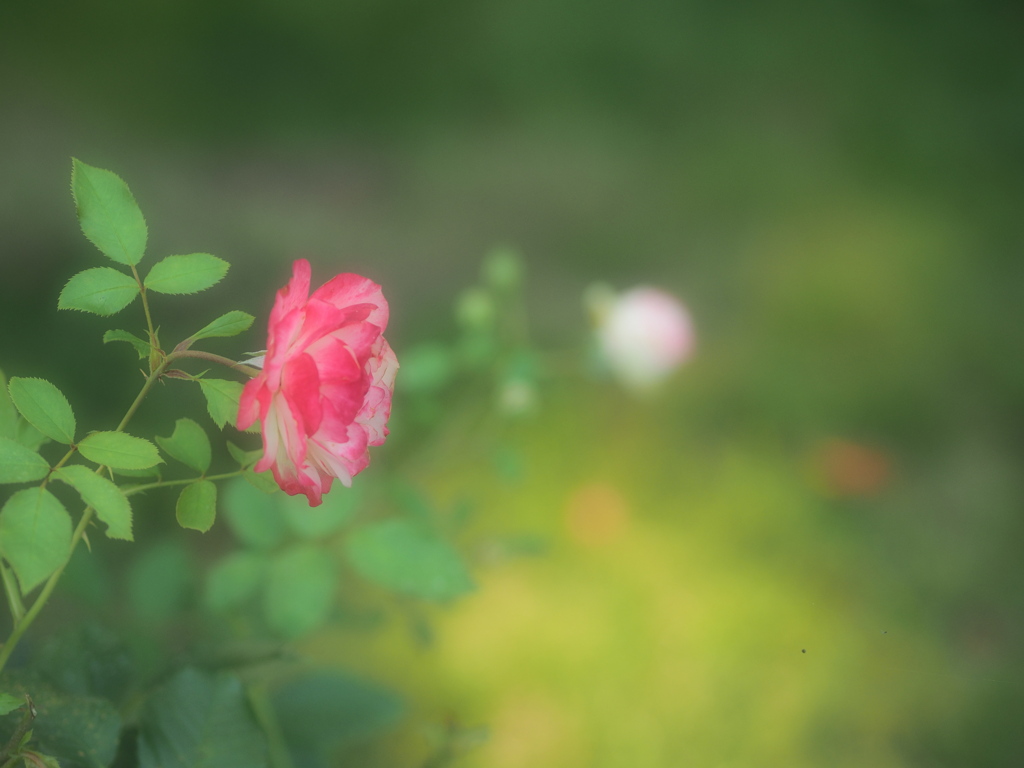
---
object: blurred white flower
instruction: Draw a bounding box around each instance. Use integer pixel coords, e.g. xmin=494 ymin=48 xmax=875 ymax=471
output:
xmin=593 ymin=286 xmax=694 ymax=391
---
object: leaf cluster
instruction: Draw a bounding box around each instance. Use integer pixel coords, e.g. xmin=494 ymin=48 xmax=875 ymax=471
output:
xmin=61 ymin=161 xmax=229 ymax=316
xmin=203 ymin=477 xmax=474 ymax=642
xmin=0 ymin=374 xmax=160 ymax=593
xmin=0 ymin=629 xmax=403 ymax=768
xmin=0 ymin=161 xmax=487 ymax=768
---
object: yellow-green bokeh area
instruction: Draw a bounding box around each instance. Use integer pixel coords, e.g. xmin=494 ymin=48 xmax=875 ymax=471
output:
xmin=302 ymin=377 xmax=1019 ymax=767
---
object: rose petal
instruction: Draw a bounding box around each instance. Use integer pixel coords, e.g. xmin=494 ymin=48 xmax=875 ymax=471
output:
xmin=312 ymin=273 xmax=389 ymax=329
xmin=282 ymin=352 xmax=323 ymax=437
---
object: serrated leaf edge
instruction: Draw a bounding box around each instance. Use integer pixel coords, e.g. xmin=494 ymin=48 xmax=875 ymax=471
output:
xmin=144 ymin=254 xmax=230 ymax=295
xmin=71 ymin=158 xmax=149 ymax=266
xmin=57 ymin=267 xmax=140 ymax=316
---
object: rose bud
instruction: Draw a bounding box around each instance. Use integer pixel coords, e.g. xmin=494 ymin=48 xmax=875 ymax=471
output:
xmin=594 ymin=286 xmax=694 ymax=392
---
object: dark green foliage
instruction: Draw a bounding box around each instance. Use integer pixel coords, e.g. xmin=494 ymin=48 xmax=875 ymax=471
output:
xmin=136 ymin=668 xmax=268 ymax=768
xmin=33 ymin=626 xmax=134 ymax=705
xmin=0 ymin=672 xmax=121 ymax=768
xmin=271 ymin=672 xmax=404 ymax=768
xmin=127 ymin=542 xmax=195 ymax=626
xmin=263 ymin=545 xmax=337 ymax=638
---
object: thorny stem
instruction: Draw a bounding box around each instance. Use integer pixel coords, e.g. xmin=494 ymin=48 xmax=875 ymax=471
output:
xmin=168 ymin=348 xmax=260 ymax=378
xmin=130 ymin=264 xmax=157 ymax=354
xmin=0 ymin=696 xmax=36 ymax=765
xmin=122 ymin=470 xmax=245 ymax=497
xmin=116 ymin=357 xmax=170 ymax=432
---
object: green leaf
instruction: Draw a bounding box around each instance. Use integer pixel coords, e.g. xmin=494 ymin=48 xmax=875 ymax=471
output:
xmin=127 ymin=542 xmax=193 ymax=625
xmin=264 ymin=545 xmax=336 ymax=638
xmin=8 ymin=377 xmax=76 ymax=444
xmin=0 ymin=693 xmax=23 ymax=716
xmin=14 ymin=421 xmax=47 ymax=451
xmin=103 ymin=328 xmax=151 ymax=359
xmin=137 ymin=668 xmax=268 ymax=768
xmin=281 ymin=485 xmax=357 ymax=540
xmin=271 ymin=672 xmax=403 ymax=766
xmin=72 ymin=158 xmax=148 ymax=266
xmin=345 ymin=519 xmax=474 ymax=601
xmin=58 ymin=267 xmax=139 ymax=315
xmin=244 ymin=468 xmax=279 ymax=494
xmin=0 ymin=671 xmax=122 ymax=768
xmin=222 ymin=478 xmax=284 ymax=550
xmin=144 ymin=253 xmax=229 ymax=295
xmin=204 ymin=551 xmax=268 ymax=614
xmin=157 ymin=418 xmax=211 ymax=473
xmin=226 ymin=440 xmax=260 ymax=468
xmin=78 ymin=431 xmax=161 ymax=470
xmin=176 ymin=481 xmax=217 ymax=532
xmin=190 ymin=311 xmax=255 ymax=342
xmin=52 ymin=465 xmax=133 ymax=541
xmin=198 ymin=379 xmax=244 ymax=429
xmin=0 ymin=437 xmax=50 ymax=484
xmin=0 ymin=488 xmax=72 ymax=593
xmin=0 ymin=370 xmax=49 ymax=450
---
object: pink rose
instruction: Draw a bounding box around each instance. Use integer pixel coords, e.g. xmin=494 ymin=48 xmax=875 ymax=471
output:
xmin=596 ymin=286 xmax=694 ymax=391
xmin=238 ymin=259 xmax=398 ymax=506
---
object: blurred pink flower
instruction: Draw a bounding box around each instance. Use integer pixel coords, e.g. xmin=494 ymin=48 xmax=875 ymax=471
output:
xmin=596 ymin=287 xmax=694 ymax=391
xmin=238 ymin=259 xmax=398 ymax=506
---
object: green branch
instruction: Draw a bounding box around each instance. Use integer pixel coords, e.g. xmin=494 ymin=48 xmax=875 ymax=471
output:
xmin=123 ymin=470 xmax=245 ymax=497
xmin=168 ymin=349 xmax=260 ymax=378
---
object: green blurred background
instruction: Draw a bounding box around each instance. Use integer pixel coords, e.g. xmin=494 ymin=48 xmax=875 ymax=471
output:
xmin=2 ymin=1 xmax=1023 ymax=765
